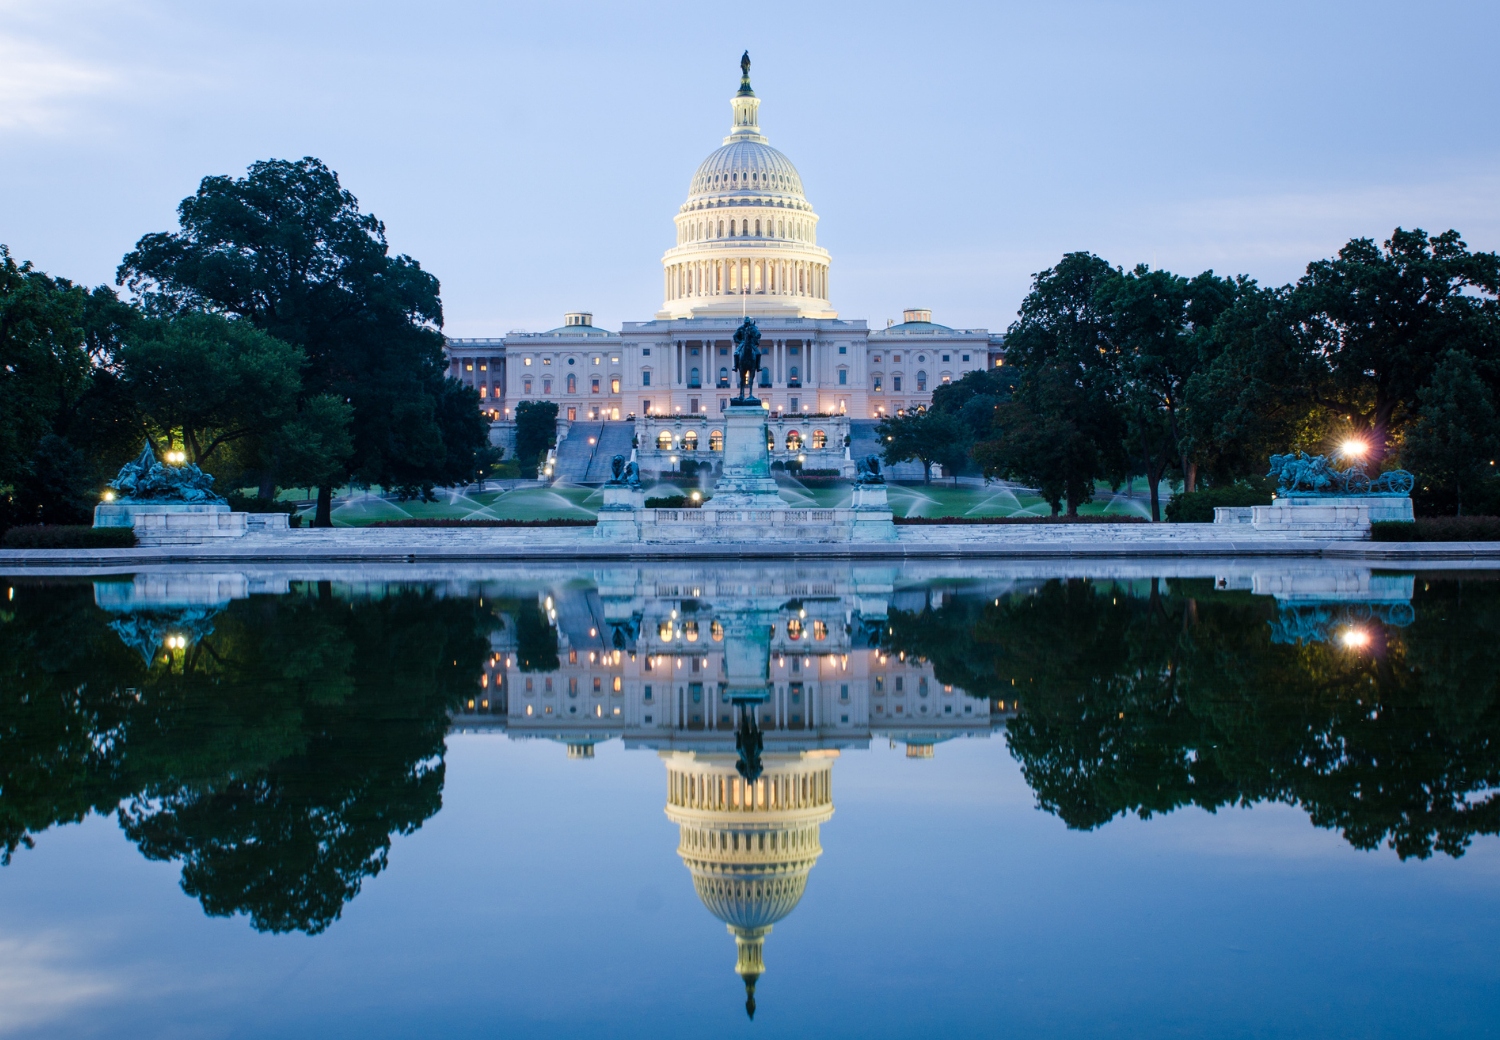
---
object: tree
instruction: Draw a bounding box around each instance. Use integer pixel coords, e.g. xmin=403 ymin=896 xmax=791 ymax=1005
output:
xmin=514 ymin=400 xmax=558 ymax=479
xmin=1403 ymin=351 xmax=1500 ymax=515
xmin=119 ymin=312 xmax=303 ymax=471
xmin=117 ymin=157 xmax=494 ymax=525
xmin=266 ymin=394 xmax=355 ymax=494
xmin=876 ymin=408 xmax=963 ymax=484
xmin=1180 ymin=283 xmax=1323 ymax=485
xmin=980 ymin=253 xmax=1128 ymax=515
xmin=0 ymin=246 xmax=142 ymax=527
xmin=1288 ymin=228 xmax=1500 ymax=461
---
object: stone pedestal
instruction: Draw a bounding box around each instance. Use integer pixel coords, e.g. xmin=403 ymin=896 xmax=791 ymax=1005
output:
xmin=1249 ymin=496 xmax=1412 ymax=539
xmin=849 ymin=483 xmax=897 ymax=541
xmin=94 ymin=501 xmax=229 ymax=528
xmin=95 ymin=501 xmax=249 ymax=545
xmin=704 ymin=402 xmax=785 ymax=511
xmin=595 ymin=484 xmax=644 ymax=541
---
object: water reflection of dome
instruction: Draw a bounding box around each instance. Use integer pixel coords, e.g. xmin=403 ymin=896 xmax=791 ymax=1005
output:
xmin=663 ymin=749 xmax=836 ymax=1019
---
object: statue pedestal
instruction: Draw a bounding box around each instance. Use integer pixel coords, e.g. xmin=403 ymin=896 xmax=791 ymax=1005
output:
xmin=95 ymin=501 xmax=251 ymax=545
xmin=595 ymin=484 xmax=644 ymax=541
xmin=1249 ymin=496 xmax=1413 ymax=539
xmin=94 ymin=501 xmax=228 ymax=528
xmin=849 ymin=483 xmax=897 ymax=541
xmin=704 ymin=402 xmax=785 ymax=511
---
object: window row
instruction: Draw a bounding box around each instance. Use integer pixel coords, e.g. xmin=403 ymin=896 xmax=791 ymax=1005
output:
xmin=653 ymin=429 xmax=828 ymax=452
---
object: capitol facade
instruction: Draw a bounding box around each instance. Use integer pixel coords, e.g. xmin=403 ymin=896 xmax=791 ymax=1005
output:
xmin=445 ymin=55 xmax=1004 ymax=472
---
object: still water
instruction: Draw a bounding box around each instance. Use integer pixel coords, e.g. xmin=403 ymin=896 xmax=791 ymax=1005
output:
xmin=1 ymin=562 xmax=1499 ymax=1038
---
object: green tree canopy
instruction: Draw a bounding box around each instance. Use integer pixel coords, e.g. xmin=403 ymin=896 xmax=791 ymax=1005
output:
xmin=119 ymin=312 xmax=304 ymax=471
xmin=514 ymin=400 xmax=558 ymax=479
xmin=0 ymin=247 xmax=142 ymax=526
xmin=1403 ymin=350 xmax=1500 ymax=515
xmin=977 ymin=253 xmax=1127 ymax=515
xmin=1289 ymin=228 xmax=1500 ymax=458
xmin=117 ymin=157 xmax=493 ymax=522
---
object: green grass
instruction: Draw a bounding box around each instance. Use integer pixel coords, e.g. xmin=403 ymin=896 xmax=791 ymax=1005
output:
xmin=303 ymin=480 xmax=1169 ymax=525
xmin=775 ymin=480 xmax=1160 ymax=519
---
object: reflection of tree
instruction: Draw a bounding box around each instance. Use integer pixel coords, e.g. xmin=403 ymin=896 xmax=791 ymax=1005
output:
xmin=514 ymin=599 xmax=560 ymax=672
xmin=0 ymin=583 xmax=487 ymax=931
xmin=886 ymin=579 xmax=1500 ymax=859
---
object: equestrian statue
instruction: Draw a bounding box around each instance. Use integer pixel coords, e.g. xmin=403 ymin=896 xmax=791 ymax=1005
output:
xmin=732 ymin=317 xmax=762 ymax=403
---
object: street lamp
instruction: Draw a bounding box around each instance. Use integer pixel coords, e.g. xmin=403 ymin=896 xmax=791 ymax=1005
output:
xmin=1339 ymin=439 xmax=1369 ymax=461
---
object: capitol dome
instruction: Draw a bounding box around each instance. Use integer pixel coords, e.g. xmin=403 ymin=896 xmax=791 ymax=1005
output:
xmin=658 ymin=54 xmax=834 ymax=321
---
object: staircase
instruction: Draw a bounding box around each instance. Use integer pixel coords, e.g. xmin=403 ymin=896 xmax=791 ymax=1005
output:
xmin=551 ymin=421 xmax=638 ymax=484
xmin=549 ymin=422 xmax=603 ymax=483
xmin=582 ymin=422 xmax=637 ymax=482
xmin=848 ymin=420 xmax=928 ymax=481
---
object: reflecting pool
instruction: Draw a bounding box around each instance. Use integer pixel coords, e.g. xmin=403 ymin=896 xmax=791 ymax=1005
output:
xmin=2 ymin=562 xmax=1499 ymax=1037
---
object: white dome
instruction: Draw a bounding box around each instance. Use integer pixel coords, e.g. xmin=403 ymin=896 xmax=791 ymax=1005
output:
xmin=658 ymin=55 xmax=834 ymax=321
xmin=687 ymin=141 xmax=808 ymax=209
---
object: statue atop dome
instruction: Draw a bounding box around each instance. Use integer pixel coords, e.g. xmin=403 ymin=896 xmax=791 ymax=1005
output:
xmin=739 ymin=51 xmax=752 ymax=94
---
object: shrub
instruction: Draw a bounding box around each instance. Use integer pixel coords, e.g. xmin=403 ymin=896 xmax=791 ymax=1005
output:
xmin=2 ymin=525 xmax=137 ymax=548
xmin=227 ymin=494 xmax=299 ymax=514
xmin=1165 ymin=483 xmax=1271 ymax=523
xmin=368 ymin=518 xmax=595 ymax=528
xmin=893 ymin=515 xmax=1147 ymax=525
xmin=1371 ymin=517 xmax=1500 ymax=541
xmin=644 ymin=494 xmax=708 ymax=509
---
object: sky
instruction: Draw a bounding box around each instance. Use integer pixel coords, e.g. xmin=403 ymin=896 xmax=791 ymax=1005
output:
xmin=2 ymin=0 xmax=1498 ymax=337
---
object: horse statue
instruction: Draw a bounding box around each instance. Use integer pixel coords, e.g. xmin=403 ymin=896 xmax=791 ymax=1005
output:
xmin=1267 ymin=451 xmax=1336 ymax=495
xmin=732 ymin=317 xmax=762 ymax=401
xmin=1267 ymin=450 xmax=1415 ymax=496
xmin=109 ymin=442 xmax=222 ymax=503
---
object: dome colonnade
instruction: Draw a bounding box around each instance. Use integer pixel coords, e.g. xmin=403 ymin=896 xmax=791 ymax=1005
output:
xmin=657 ymin=54 xmax=834 ymax=320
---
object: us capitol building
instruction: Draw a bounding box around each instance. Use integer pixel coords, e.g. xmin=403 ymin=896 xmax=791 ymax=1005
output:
xmin=445 ymin=55 xmax=1004 ymax=476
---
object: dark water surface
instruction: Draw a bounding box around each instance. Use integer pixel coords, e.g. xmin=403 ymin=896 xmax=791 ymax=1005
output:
xmin=2 ymin=562 xmax=1499 ymax=1038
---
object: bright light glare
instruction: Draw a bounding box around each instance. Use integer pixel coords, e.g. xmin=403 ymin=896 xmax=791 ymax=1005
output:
xmin=1340 ymin=627 xmax=1371 ymax=649
xmin=1340 ymin=439 xmax=1369 ymax=458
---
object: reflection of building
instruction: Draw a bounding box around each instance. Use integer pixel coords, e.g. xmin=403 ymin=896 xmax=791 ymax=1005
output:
xmin=453 ymin=567 xmax=1015 ymax=751
xmin=663 ymin=749 xmax=835 ymax=1018
xmin=446 ymin=564 xmax=1016 ymax=1016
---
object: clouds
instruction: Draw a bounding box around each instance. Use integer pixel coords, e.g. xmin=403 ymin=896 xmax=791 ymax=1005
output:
xmin=0 ymin=25 xmax=114 ymax=134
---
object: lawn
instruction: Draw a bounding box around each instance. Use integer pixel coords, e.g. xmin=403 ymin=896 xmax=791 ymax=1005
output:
xmin=297 ymin=479 xmax=1165 ymax=525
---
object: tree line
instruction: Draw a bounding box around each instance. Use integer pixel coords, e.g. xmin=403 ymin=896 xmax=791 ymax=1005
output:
xmin=879 ymin=229 xmax=1500 ymax=518
xmin=1 ymin=157 xmax=494 ymax=529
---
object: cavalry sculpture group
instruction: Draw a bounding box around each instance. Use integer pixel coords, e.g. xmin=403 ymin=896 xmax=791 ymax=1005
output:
xmin=1266 ymin=451 xmax=1414 ymax=497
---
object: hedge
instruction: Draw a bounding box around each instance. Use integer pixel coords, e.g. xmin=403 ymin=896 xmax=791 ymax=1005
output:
xmin=1165 ymin=484 xmax=1272 ymax=523
xmin=1371 ymin=517 xmax=1500 ymax=541
xmin=2 ymin=525 xmax=137 ymax=549
xmin=368 ymin=518 xmax=595 ymax=528
xmin=645 ymin=495 xmax=709 ymax=509
xmin=893 ymin=515 xmax=1148 ymax=525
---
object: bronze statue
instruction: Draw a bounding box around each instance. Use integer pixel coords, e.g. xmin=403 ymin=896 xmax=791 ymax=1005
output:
xmin=732 ymin=317 xmax=762 ymax=402
xmin=740 ymin=50 xmax=751 ymax=83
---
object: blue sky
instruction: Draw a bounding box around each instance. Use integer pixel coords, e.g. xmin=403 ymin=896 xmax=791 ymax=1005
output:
xmin=2 ymin=0 xmax=1497 ymax=336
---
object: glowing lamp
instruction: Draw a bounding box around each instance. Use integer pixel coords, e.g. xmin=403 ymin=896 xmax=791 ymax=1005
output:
xmin=1340 ymin=439 xmax=1369 ymax=459
xmin=1339 ymin=627 xmax=1371 ymax=650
